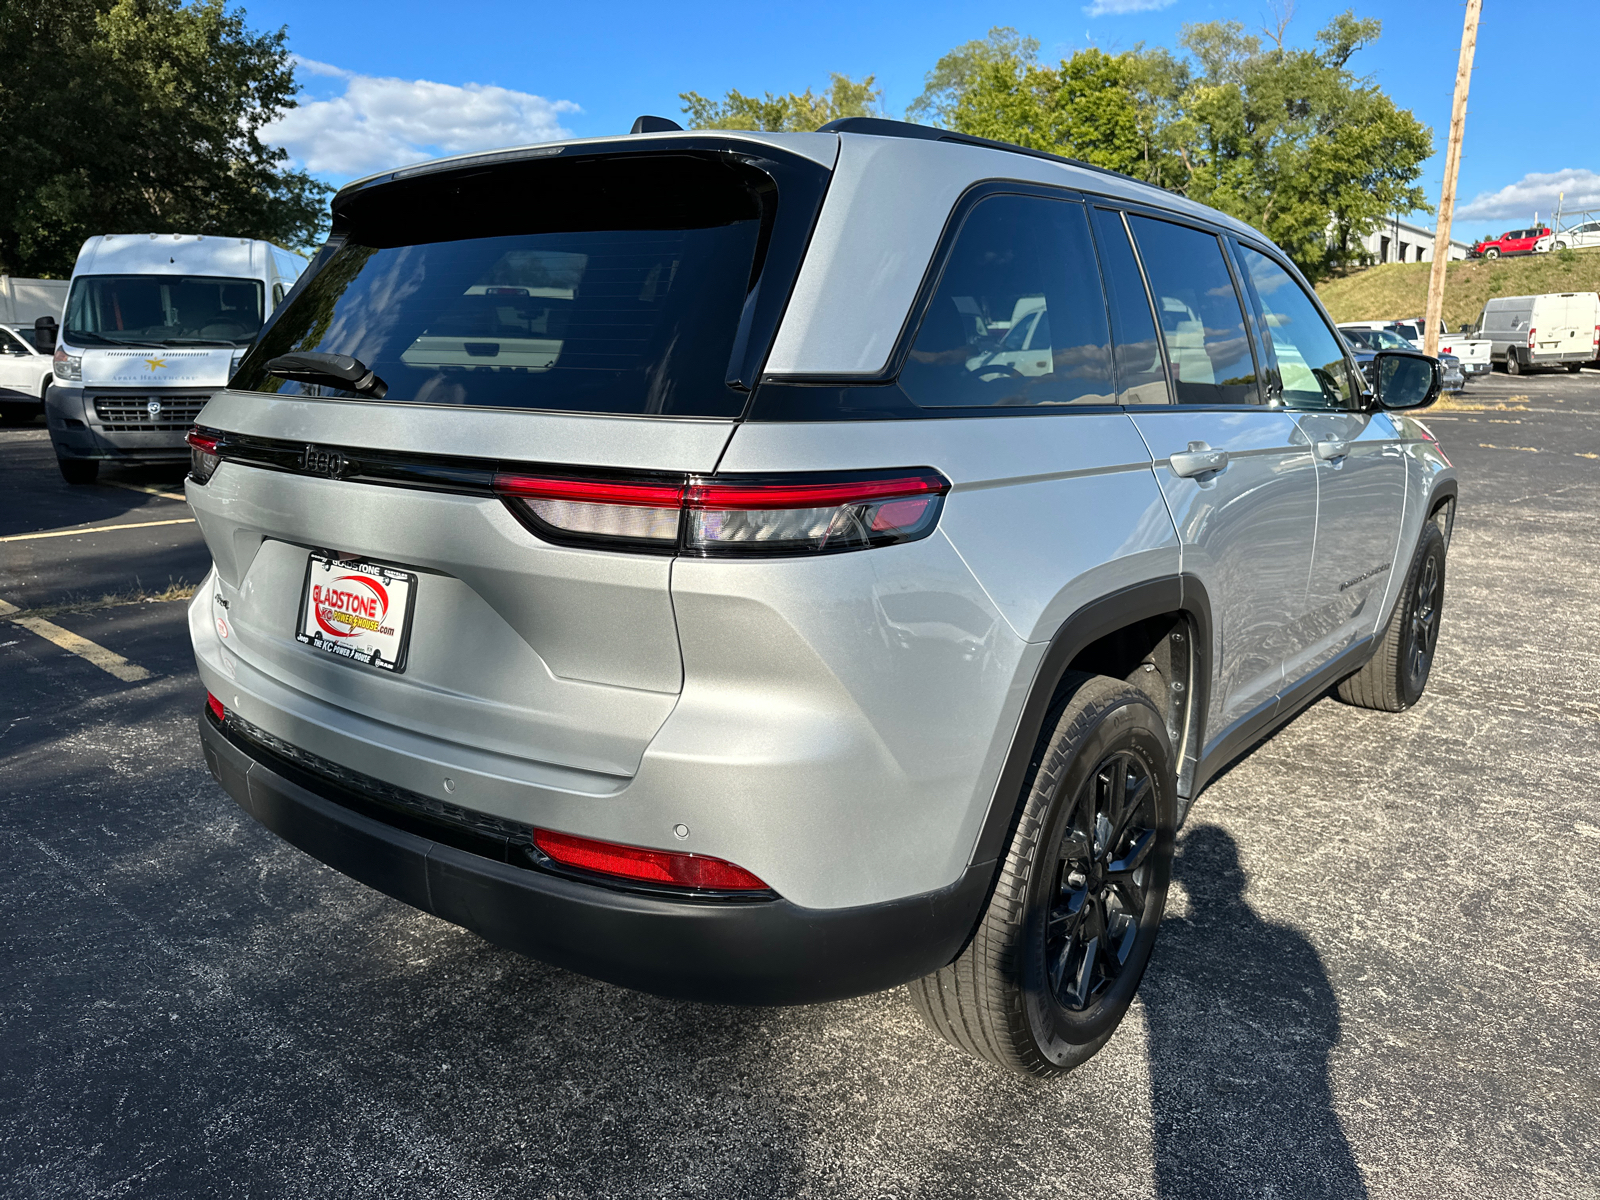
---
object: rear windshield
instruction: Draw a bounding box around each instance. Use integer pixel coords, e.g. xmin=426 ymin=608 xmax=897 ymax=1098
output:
xmin=234 ymin=154 xmax=783 ymax=418
xmin=66 ymin=275 xmax=265 ymax=348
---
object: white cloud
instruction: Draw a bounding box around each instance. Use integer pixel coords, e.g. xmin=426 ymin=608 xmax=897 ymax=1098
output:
xmin=1084 ymin=0 xmax=1178 ymax=16
xmin=264 ymin=58 xmax=581 ymax=179
xmin=1457 ymin=168 xmax=1600 ymax=222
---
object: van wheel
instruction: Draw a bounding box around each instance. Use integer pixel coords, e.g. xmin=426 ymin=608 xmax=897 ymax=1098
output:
xmin=907 ymin=673 xmax=1175 ymax=1077
xmin=1337 ymin=523 xmax=1446 ymax=712
xmin=0 ymin=401 xmax=34 ymax=427
xmin=57 ymin=456 xmax=98 ymax=485
xmin=1506 ymin=349 xmax=1523 ymax=375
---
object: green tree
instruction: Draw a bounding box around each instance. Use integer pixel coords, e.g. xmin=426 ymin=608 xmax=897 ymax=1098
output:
xmin=950 ymin=49 xmax=1144 ymax=174
xmin=0 ymin=0 xmax=331 ymax=277
xmin=1172 ymin=14 xmax=1432 ymax=279
xmin=919 ymin=9 xmax=1432 ymax=281
xmin=906 ymin=26 xmax=1038 ymax=127
xmin=680 ymin=73 xmax=883 ymax=133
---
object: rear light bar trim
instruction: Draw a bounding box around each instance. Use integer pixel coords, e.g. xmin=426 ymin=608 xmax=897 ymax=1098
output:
xmin=187 ymin=425 xmax=951 ymax=557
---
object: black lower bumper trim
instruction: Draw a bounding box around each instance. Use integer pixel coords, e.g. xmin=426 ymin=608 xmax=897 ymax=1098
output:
xmin=199 ymin=713 xmax=993 ymax=1005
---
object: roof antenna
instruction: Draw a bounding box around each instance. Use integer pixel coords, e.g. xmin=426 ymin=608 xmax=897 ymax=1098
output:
xmin=630 ymin=115 xmax=683 ymax=134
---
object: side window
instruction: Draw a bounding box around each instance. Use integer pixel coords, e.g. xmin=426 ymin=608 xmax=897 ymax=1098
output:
xmin=900 ymin=193 xmax=1113 ymax=409
xmin=0 ymin=329 xmax=24 ymax=354
xmin=272 ymin=282 xmax=287 ymax=309
xmin=1126 ymin=215 xmax=1259 ymax=405
xmin=1090 ymin=207 xmax=1170 ymax=405
xmin=1236 ymin=246 xmax=1357 ymax=411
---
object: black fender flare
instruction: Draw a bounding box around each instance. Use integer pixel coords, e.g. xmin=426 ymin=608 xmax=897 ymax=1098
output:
xmin=966 ymin=574 xmax=1214 ymax=870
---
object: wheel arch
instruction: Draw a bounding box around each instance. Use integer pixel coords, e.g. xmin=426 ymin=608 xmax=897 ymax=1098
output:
xmin=967 ymin=575 xmax=1213 ymax=870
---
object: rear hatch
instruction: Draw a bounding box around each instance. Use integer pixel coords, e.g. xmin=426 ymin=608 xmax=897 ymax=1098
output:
xmin=189 ymin=139 xmax=834 ymax=783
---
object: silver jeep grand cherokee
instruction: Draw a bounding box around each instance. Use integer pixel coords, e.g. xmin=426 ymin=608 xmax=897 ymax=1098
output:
xmin=188 ymin=117 xmax=1455 ymax=1076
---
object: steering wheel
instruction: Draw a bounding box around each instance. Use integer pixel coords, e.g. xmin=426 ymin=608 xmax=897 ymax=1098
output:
xmin=975 ymin=363 xmax=1026 ymax=382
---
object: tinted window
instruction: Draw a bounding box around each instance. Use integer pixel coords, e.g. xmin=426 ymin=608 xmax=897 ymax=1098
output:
xmin=1090 ymin=207 xmax=1169 ymax=405
xmin=899 ymin=194 xmax=1112 ymax=408
xmin=1238 ymin=246 xmax=1356 ymax=410
xmin=235 ymin=155 xmax=780 ymax=417
xmin=1126 ymin=216 xmax=1258 ymax=405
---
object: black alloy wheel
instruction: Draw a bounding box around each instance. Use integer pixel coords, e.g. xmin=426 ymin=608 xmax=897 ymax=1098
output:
xmin=1404 ymin=546 xmax=1442 ymax=695
xmin=1047 ymin=750 xmax=1158 ymax=1012
xmin=908 ymin=672 xmax=1175 ymax=1076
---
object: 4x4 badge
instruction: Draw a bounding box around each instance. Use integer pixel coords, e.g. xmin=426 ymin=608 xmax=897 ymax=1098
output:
xmin=303 ymin=445 xmax=348 ymax=479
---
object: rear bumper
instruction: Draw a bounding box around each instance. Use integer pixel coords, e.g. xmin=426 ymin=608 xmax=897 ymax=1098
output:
xmin=198 ymin=708 xmax=991 ymax=1004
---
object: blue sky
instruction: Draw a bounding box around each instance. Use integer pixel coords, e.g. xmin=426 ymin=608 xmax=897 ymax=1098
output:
xmin=249 ymin=0 xmax=1599 ymax=244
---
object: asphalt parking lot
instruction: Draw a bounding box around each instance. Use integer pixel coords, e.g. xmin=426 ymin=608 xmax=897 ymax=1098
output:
xmin=2 ymin=372 xmax=1598 ymax=1199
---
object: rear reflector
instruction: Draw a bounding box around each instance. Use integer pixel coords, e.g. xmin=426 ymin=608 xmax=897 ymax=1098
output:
xmin=206 ymin=692 xmax=225 ymax=722
xmin=496 ymin=467 xmax=950 ymax=555
xmin=532 ymin=828 xmax=770 ymax=891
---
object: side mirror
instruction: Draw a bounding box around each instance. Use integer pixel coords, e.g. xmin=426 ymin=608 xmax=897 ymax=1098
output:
xmin=33 ymin=315 xmax=58 ymax=352
xmin=1373 ymin=351 xmax=1441 ymax=411
xmin=1457 ymin=323 xmax=1470 ymax=334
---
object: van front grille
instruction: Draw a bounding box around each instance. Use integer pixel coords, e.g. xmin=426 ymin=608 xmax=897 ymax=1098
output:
xmin=92 ymin=394 xmax=209 ymax=431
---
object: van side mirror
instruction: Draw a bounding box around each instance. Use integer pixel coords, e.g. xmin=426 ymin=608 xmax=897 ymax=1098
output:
xmin=1457 ymin=323 xmax=1470 ymax=334
xmin=1372 ymin=351 xmax=1441 ymax=411
xmin=33 ymin=315 xmax=58 ymax=352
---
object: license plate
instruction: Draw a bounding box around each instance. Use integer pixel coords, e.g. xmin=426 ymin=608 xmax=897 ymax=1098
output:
xmin=295 ymin=554 xmax=416 ymax=673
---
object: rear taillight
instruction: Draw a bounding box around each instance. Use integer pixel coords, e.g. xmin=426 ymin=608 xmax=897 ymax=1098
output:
xmin=1592 ymin=324 xmax=1598 ymax=348
xmin=1528 ymin=327 xmax=1537 ymax=349
xmin=187 ymin=428 xmax=220 ymax=484
xmin=532 ymin=828 xmax=770 ymax=892
xmin=494 ymin=468 xmax=950 ymax=556
xmin=205 ymin=692 xmax=225 ymax=722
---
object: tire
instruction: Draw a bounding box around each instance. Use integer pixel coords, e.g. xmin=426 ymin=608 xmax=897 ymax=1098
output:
xmin=1484 ymin=247 xmax=1500 ymax=259
xmin=1506 ymin=348 xmax=1523 ymax=375
xmin=57 ymin=455 xmax=98 ymax=485
xmin=1337 ymin=522 xmax=1446 ymax=712
xmin=1554 ymin=240 xmax=1567 ymax=250
xmin=0 ymin=401 xmax=35 ymax=426
xmin=908 ymin=673 xmax=1176 ymax=1077
xmin=1566 ymin=363 xmax=1582 ymax=373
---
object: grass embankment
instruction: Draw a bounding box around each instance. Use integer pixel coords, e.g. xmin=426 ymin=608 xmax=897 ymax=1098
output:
xmin=1315 ymin=248 xmax=1600 ymax=328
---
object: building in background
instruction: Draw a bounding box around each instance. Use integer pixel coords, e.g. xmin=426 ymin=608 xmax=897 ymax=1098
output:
xmin=1351 ymin=217 xmax=1471 ymax=264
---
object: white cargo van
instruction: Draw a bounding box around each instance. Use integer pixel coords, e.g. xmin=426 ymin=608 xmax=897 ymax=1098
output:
xmin=46 ymin=233 xmax=306 ymax=483
xmin=1478 ymin=292 xmax=1600 ymax=374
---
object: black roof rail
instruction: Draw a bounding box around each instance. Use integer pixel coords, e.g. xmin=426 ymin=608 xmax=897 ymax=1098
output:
xmin=815 ymin=116 xmax=1151 ymax=189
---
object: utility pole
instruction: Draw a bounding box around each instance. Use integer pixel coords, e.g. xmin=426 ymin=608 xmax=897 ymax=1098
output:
xmin=1425 ymin=0 xmax=1482 ymax=356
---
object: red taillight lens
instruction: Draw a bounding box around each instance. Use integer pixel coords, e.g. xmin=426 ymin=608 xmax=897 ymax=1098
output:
xmin=187 ymin=427 xmax=221 ymax=484
xmin=495 ymin=468 xmax=950 ymax=555
xmin=494 ymin=472 xmax=683 ymax=547
xmin=1528 ymin=327 xmax=1536 ymax=349
xmin=206 ymin=692 xmax=225 ymax=722
xmin=684 ymin=470 xmax=949 ymax=555
xmin=532 ymin=828 xmax=770 ymax=892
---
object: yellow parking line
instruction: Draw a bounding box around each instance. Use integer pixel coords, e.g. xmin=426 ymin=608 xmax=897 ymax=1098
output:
xmin=0 ymin=517 xmax=195 ymax=543
xmin=0 ymin=596 xmax=152 ymax=682
xmin=104 ymin=480 xmax=188 ymax=502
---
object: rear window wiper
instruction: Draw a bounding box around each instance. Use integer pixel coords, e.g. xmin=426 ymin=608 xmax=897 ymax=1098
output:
xmin=264 ymin=352 xmax=389 ymax=399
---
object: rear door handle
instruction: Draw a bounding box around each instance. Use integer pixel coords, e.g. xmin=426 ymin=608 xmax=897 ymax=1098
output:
xmin=1315 ymin=439 xmax=1350 ymax=462
xmin=1168 ymin=441 xmax=1230 ymax=478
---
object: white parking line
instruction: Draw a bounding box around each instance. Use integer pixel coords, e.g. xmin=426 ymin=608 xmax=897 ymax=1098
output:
xmin=0 ymin=517 xmax=195 ymax=544
xmin=0 ymin=596 xmax=152 ymax=682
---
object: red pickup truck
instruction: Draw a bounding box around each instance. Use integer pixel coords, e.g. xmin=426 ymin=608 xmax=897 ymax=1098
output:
xmin=1470 ymin=227 xmax=1551 ymax=259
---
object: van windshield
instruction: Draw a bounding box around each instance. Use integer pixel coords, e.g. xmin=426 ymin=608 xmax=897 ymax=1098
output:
xmin=65 ymin=275 xmax=265 ymax=347
xmin=235 ymin=153 xmax=790 ymax=418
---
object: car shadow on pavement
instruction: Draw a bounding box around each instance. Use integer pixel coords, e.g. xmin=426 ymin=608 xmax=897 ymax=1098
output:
xmin=1142 ymin=825 xmax=1368 ymax=1199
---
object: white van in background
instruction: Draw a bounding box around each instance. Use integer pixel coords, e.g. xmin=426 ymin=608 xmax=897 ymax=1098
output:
xmin=46 ymin=233 xmax=306 ymax=483
xmin=1477 ymin=292 xmax=1600 ymax=375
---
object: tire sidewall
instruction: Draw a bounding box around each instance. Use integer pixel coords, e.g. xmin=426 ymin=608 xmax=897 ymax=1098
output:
xmin=1020 ymin=695 xmax=1175 ymax=1065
